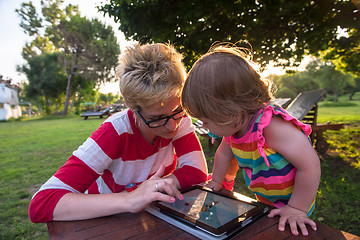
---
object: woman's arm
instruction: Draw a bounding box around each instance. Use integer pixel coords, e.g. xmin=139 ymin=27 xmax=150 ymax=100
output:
xmin=264 ymin=116 xmax=321 ymax=236
xmin=172 ymin=117 xmax=208 ymax=188
xmin=30 ymin=113 xmax=182 ymax=223
xmin=52 ymin=164 xmax=183 ymax=221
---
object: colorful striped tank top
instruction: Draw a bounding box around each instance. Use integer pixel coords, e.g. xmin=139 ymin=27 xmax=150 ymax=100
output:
xmin=224 ymin=102 xmax=315 ymax=215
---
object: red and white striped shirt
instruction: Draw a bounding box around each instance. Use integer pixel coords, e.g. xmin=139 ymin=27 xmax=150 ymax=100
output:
xmin=29 ymin=109 xmax=208 ymax=223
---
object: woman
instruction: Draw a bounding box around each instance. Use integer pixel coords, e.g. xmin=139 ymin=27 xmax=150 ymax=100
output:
xmin=29 ymin=43 xmax=208 ymax=223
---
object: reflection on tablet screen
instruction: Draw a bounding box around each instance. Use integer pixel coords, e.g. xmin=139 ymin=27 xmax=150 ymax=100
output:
xmin=160 ymin=189 xmax=255 ymax=228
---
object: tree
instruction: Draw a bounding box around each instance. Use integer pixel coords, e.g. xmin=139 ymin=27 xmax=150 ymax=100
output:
xmin=346 ymin=77 xmax=360 ymax=100
xmin=100 ymin=0 xmax=359 ymax=70
xmin=16 ymin=0 xmax=120 ymax=115
xmin=54 ymin=15 xmax=120 ymax=115
xmin=72 ymin=75 xmax=98 ymax=115
xmin=16 ymin=0 xmax=69 ymax=58
xmin=98 ymin=92 xmax=116 ymax=106
xmin=313 ymin=61 xmax=353 ymax=102
xmin=272 ymin=71 xmax=320 ymax=98
xmin=321 ymin=8 xmax=360 ymax=78
xmin=272 ymin=58 xmax=353 ymax=101
xmin=18 ymin=53 xmax=67 ymax=114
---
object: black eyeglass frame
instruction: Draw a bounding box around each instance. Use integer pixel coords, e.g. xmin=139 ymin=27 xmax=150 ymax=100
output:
xmin=136 ymin=110 xmax=185 ymax=128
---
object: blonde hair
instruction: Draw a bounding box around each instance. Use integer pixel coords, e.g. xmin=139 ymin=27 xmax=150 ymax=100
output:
xmin=116 ymin=43 xmax=186 ymax=111
xmin=182 ymin=43 xmax=274 ymax=126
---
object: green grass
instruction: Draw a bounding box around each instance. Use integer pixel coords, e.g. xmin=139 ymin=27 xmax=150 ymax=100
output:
xmin=0 ymin=117 xmax=104 ymax=239
xmin=0 ymin=94 xmax=359 ymax=239
xmin=317 ymin=92 xmax=360 ymax=123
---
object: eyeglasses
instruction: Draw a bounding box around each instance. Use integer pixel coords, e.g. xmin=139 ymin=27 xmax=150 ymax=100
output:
xmin=136 ymin=110 xmax=186 ymax=128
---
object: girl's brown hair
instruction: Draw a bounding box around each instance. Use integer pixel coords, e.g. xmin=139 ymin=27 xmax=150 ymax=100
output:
xmin=182 ymin=43 xmax=274 ymax=126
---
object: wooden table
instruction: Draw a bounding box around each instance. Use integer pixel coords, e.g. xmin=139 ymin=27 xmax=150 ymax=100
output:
xmin=47 ymin=209 xmax=359 ymax=240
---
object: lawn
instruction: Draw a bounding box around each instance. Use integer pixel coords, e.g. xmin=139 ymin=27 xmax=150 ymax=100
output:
xmin=317 ymin=93 xmax=360 ymax=123
xmin=0 ymin=117 xmax=104 ymax=239
xmin=0 ymin=94 xmax=359 ymax=239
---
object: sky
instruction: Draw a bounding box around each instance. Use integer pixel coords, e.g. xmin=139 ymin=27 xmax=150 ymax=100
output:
xmin=0 ymin=0 xmax=133 ymax=94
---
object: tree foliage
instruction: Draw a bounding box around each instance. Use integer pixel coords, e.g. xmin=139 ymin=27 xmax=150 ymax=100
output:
xmin=272 ymin=58 xmax=354 ymax=101
xmin=55 ymin=15 xmax=120 ymax=114
xmin=100 ymin=0 xmax=359 ymax=70
xmin=18 ymin=53 xmax=66 ymax=114
xmin=16 ymin=1 xmax=42 ymax=36
xmin=322 ymin=31 xmax=360 ymax=77
xmin=16 ymin=0 xmax=120 ymax=115
xmin=306 ymin=59 xmax=352 ymax=101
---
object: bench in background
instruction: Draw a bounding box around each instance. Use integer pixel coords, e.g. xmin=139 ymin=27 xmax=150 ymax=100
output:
xmin=80 ymin=107 xmax=112 ymax=120
xmin=286 ymin=89 xmax=344 ymax=154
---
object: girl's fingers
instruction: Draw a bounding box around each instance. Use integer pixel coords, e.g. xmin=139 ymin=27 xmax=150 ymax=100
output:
xmin=267 ymin=208 xmax=281 ymax=218
xmin=288 ymin=218 xmax=299 ymax=235
xmin=277 ymin=216 xmax=287 ymax=232
xmin=204 ymin=180 xmax=222 ymax=191
xmin=267 ymin=206 xmax=317 ymax=236
xmin=298 ymin=221 xmax=309 ymax=236
xmin=304 ymin=218 xmax=317 ymax=231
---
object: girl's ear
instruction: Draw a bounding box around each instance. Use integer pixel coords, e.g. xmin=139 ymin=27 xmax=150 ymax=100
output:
xmin=234 ymin=111 xmax=251 ymax=130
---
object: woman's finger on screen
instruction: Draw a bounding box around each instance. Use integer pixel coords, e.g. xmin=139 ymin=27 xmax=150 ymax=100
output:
xmin=156 ymin=178 xmax=183 ymax=200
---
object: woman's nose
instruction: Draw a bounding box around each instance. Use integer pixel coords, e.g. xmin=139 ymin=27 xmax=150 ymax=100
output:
xmin=166 ymin=118 xmax=180 ymax=131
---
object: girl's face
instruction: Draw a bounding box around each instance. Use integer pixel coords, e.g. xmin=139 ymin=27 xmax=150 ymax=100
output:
xmin=198 ymin=117 xmax=239 ymax=137
xmin=199 ymin=113 xmax=251 ymax=137
xmin=138 ymin=96 xmax=184 ymax=141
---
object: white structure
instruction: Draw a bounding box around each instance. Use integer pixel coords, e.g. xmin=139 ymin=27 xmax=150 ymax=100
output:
xmin=0 ymin=83 xmax=22 ymax=120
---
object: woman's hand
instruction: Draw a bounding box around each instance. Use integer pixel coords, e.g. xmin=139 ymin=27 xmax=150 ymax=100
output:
xmin=268 ymin=205 xmax=317 ymax=236
xmin=127 ymin=164 xmax=184 ymax=213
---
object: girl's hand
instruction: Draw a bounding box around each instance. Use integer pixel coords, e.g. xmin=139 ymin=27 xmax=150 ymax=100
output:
xmin=268 ymin=205 xmax=317 ymax=236
xmin=204 ymin=179 xmax=223 ymax=191
xmin=126 ymin=164 xmax=184 ymax=213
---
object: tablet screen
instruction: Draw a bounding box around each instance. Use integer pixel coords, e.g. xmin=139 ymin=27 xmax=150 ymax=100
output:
xmin=158 ymin=188 xmax=256 ymax=229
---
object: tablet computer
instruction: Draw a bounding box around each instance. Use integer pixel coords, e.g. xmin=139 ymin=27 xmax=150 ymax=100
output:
xmin=152 ymin=185 xmax=269 ymax=237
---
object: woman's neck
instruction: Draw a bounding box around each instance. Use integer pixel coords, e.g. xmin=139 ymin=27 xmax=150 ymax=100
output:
xmin=138 ymin=124 xmax=157 ymax=145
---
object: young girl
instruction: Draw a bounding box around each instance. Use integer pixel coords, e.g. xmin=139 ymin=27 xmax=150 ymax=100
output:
xmin=181 ymin=44 xmax=321 ymax=236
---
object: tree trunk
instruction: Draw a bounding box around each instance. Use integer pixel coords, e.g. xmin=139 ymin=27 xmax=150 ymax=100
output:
xmin=349 ymin=90 xmax=355 ymax=100
xmin=62 ymin=73 xmax=73 ymax=115
xmin=62 ymin=52 xmax=78 ymax=115
xmin=43 ymin=89 xmax=51 ymax=115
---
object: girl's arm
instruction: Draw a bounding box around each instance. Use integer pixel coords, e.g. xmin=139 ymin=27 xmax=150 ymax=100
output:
xmin=206 ymin=138 xmax=235 ymax=190
xmin=264 ymin=116 xmax=321 ymax=236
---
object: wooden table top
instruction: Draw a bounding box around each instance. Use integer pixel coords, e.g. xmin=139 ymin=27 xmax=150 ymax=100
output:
xmin=47 ymin=209 xmax=359 ymax=240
